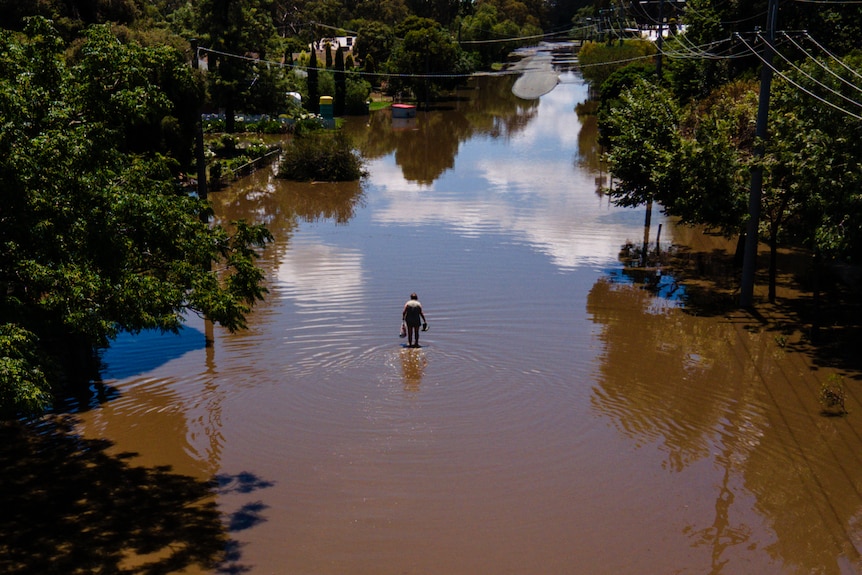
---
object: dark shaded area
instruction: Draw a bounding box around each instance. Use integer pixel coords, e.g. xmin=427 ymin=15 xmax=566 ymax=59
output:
xmin=613 ymin=236 xmax=862 ymax=375
xmin=0 ymin=416 xmax=241 ymax=575
xmin=216 ymin=471 xmax=275 ymax=495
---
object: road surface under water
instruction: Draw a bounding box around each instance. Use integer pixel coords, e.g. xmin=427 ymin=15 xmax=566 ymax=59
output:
xmin=18 ymin=69 xmax=862 ymax=574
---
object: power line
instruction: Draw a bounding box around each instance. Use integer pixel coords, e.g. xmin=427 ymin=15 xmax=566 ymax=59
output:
xmin=458 ymin=28 xmax=573 ymax=45
xmin=197 ymin=45 xmax=564 ymax=79
xmin=801 ymin=32 xmax=862 ymax=82
xmin=792 ymin=0 xmax=862 ymax=4
xmin=780 ymin=32 xmax=862 ymax=96
xmin=735 ymin=33 xmax=862 ymax=120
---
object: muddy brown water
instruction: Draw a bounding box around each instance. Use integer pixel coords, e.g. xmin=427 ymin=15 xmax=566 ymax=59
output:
xmin=19 ymin=72 xmax=862 ymax=574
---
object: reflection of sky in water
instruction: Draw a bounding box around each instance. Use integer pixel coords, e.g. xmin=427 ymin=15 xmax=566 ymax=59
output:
xmin=275 ymin=239 xmax=366 ymax=308
xmin=604 ymin=267 xmax=687 ymax=313
xmin=369 ymin=74 xmax=668 ymax=271
xmin=100 ymin=324 xmax=206 ymax=380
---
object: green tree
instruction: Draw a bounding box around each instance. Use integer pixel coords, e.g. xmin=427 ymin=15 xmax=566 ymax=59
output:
xmin=351 ymin=19 xmax=396 ymax=67
xmin=335 ymin=46 xmax=346 ymax=115
xmin=197 ymin=0 xmax=279 ymax=132
xmin=353 ymin=0 xmax=409 ymax=25
xmin=278 ymin=131 xmax=365 ymax=181
xmin=579 ymin=38 xmax=656 ymax=89
xmin=345 ymin=72 xmax=372 ymax=114
xmin=387 ymin=17 xmax=468 ymax=103
xmin=663 ymin=0 xmax=729 ymax=101
xmin=459 ymin=3 xmax=529 ymax=67
xmin=603 ymin=78 xmax=682 ymax=211
xmin=0 ymin=19 xmax=272 ymax=416
xmin=307 ymin=47 xmax=320 ymax=112
xmin=760 ymin=53 xmax=862 ymax=303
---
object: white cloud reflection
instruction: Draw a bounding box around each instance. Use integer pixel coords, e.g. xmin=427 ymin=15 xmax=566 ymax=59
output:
xmin=368 ymin=77 xmax=669 ymax=272
xmin=275 ymin=240 xmax=365 ymax=307
xmin=371 ymin=153 xmax=657 ymax=271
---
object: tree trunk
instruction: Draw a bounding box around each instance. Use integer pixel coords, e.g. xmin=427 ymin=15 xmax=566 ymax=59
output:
xmin=811 ymin=247 xmax=822 ymax=343
xmin=768 ymin=227 xmax=778 ymax=303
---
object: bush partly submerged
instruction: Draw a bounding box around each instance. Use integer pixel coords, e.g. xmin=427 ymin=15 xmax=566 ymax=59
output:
xmin=278 ymin=131 xmax=366 ymax=182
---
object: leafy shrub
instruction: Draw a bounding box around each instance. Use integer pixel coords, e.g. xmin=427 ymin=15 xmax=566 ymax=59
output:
xmin=345 ymin=75 xmax=372 ymax=115
xmin=579 ymin=39 xmax=656 ymax=88
xmin=278 ymin=131 xmax=365 ymax=181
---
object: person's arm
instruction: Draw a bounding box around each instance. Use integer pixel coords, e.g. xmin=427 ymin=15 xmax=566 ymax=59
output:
xmin=403 ymin=305 xmax=408 ymax=321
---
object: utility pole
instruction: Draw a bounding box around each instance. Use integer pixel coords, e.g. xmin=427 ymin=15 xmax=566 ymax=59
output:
xmin=190 ymin=39 xmax=214 ymax=346
xmin=739 ymin=0 xmax=779 ymax=308
xmin=190 ymin=39 xmax=208 ymax=204
xmin=655 ymin=0 xmax=665 ymax=80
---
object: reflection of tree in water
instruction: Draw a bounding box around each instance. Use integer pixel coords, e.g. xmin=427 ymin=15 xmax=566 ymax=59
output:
xmin=345 ymin=75 xmax=542 ymax=184
xmin=395 ymin=111 xmax=469 ymax=184
xmin=462 ymin=75 xmax=539 ymax=140
xmin=586 ymin=273 xmax=771 ymax=569
xmin=576 ymin=112 xmax=603 ymax=173
xmin=587 ymin=266 xmax=862 ymax=573
xmin=0 ymin=417 xmax=270 ymax=574
xmin=586 ymin=276 xmax=753 ymax=470
xmin=742 ymin=384 xmax=862 ymax=573
xmin=208 ymin=170 xmax=366 ymax=273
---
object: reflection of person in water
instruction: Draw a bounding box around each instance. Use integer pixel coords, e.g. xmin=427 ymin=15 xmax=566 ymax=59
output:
xmin=400 ymin=348 xmax=426 ymax=391
xmin=402 ymin=293 xmax=426 ymax=348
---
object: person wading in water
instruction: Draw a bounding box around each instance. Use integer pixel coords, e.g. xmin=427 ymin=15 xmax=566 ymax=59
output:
xmin=402 ymin=293 xmax=427 ymax=348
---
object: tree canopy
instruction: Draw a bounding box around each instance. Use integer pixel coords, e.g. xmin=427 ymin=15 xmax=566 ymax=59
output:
xmin=596 ymin=0 xmax=862 ymax=306
xmin=0 ymin=18 xmax=271 ymax=416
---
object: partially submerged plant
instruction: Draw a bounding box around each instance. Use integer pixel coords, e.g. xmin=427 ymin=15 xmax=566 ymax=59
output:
xmin=819 ymin=374 xmax=848 ymax=416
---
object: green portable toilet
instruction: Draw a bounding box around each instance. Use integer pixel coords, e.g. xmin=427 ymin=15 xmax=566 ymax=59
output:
xmin=319 ymin=96 xmax=333 ymax=119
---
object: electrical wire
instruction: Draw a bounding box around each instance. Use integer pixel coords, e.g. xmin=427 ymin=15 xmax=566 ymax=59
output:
xmin=735 ymin=33 xmax=862 ymax=120
xmin=764 ymin=33 xmax=862 ymax=110
xmin=458 ymin=28 xmax=574 ymax=45
xmin=801 ymin=32 xmax=862 ymax=82
xmin=792 ymin=0 xmax=862 ymax=4
xmin=781 ymin=32 xmax=862 ymax=95
xmin=197 ymin=45 xmax=564 ymax=79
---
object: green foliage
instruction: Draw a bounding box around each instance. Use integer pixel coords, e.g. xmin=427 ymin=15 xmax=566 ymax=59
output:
xmin=345 ymin=74 xmax=372 ymax=115
xmin=663 ymin=0 xmax=730 ymax=101
xmin=459 ymin=3 xmax=537 ymax=67
xmin=351 ymin=0 xmax=409 ymax=26
xmin=278 ymin=131 xmax=365 ymax=181
xmin=352 ymin=19 xmax=396 ymax=66
xmin=0 ymin=18 xmax=272 ymax=414
xmin=197 ymin=0 xmax=280 ymax=131
xmin=387 ymin=17 xmax=469 ymax=101
xmin=603 ymin=78 xmax=682 ymax=210
xmin=335 ymin=47 xmax=346 ymax=116
xmin=579 ymin=39 xmax=656 ymax=88
xmin=0 ymin=326 xmax=55 ymax=417
xmin=764 ymin=54 xmax=862 ymax=261
xmin=597 ymin=61 xmax=657 ymax=145
xmin=307 ymin=48 xmax=320 ymax=113
xmin=819 ymin=374 xmax=847 ymax=416
xmin=603 ymin=75 xmax=753 ymax=237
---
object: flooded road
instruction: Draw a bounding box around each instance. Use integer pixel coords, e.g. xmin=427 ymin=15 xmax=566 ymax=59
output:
xmin=46 ymin=71 xmax=862 ymax=574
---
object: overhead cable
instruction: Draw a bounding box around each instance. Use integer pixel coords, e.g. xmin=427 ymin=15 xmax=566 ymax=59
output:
xmin=735 ymin=34 xmax=862 ymax=120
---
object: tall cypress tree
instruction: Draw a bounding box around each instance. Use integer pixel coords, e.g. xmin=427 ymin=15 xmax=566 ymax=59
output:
xmin=308 ymin=48 xmax=319 ymax=113
xmin=334 ymin=47 xmax=346 ymax=116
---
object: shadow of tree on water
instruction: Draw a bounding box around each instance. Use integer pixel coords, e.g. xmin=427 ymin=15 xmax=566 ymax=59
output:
xmin=0 ymin=417 xmax=270 ymax=575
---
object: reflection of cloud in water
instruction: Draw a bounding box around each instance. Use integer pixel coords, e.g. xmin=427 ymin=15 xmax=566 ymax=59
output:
xmin=368 ymin=75 xmax=666 ymax=271
xmin=275 ymin=240 xmax=365 ymax=307
xmin=512 ymin=80 xmax=586 ymax=149
xmin=371 ymin=153 xmax=660 ymax=270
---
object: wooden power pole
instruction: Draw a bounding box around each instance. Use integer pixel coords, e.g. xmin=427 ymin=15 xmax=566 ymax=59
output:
xmin=739 ymin=0 xmax=779 ymax=308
